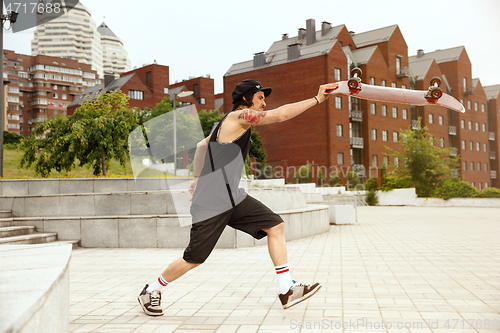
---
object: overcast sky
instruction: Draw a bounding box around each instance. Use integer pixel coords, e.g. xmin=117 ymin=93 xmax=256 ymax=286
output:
xmin=5 ymin=0 xmax=500 ymax=94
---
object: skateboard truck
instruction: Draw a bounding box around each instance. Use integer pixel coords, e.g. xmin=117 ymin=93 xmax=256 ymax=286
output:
xmin=348 ymin=67 xmax=362 ymax=90
xmin=425 ymin=76 xmax=443 ymax=99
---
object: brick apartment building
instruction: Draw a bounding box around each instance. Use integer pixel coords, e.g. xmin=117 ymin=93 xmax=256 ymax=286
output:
xmin=68 ymin=65 xmax=216 ymax=115
xmin=3 ymin=50 xmax=100 ymax=136
xmin=224 ymin=19 xmax=500 ymax=189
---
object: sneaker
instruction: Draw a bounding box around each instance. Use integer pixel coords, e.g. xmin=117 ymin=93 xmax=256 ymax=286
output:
xmin=138 ymin=284 xmax=163 ymax=316
xmin=279 ymin=282 xmax=321 ymax=309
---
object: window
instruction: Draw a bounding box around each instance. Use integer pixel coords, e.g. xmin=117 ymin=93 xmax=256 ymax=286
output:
xmin=391 ymin=83 xmax=396 ymax=88
xmin=485 ymin=163 xmax=488 ymax=172
xmin=129 ymin=90 xmax=144 ymax=100
xmin=462 ymin=140 xmax=466 ymax=149
xmin=370 ymin=103 xmax=376 ymax=115
xmin=430 ymin=137 xmax=434 ymax=146
xmin=393 ymin=132 xmax=398 ymax=142
xmin=62 ymin=103 xmax=66 ymax=107
xmin=402 ymin=85 xmax=407 ymax=89
xmin=476 ymin=142 xmax=480 ymax=151
xmin=461 ymin=99 xmax=464 ymax=105
xmin=62 ymin=94 xmax=67 ymax=100
xmin=383 ymin=155 xmax=389 ymax=167
xmin=402 ymin=109 xmax=408 ymax=119
xmin=475 ymin=122 xmax=479 ymax=131
xmin=146 ymin=71 xmax=152 ymax=84
xmin=478 ymin=163 xmax=481 ymax=172
xmin=336 ymin=125 xmax=343 ymax=137
xmin=429 ymin=114 xmax=433 ymax=124
xmin=470 ymin=162 xmax=474 ymax=171
xmin=53 ymin=84 xmax=57 ymax=90
xmin=381 ymin=80 xmax=386 ymax=87
xmin=470 ymin=142 xmax=473 ymax=150
xmin=440 ymin=138 xmax=444 ymax=148
xmin=197 ymin=98 xmax=206 ymax=105
xmin=370 ymin=77 xmax=375 ymax=85
xmin=335 ymin=96 xmax=342 ymax=109
xmin=461 ymin=120 xmax=465 ymax=129
xmin=463 ymin=161 xmax=467 ymax=171
xmin=193 ymin=84 xmax=199 ymax=95
xmin=382 ymin=130 xmax=388 ymax=142
xmin=484 ymin=143 xmax=487 ymax=152
xmin=337 ymin=152 xmax=344 ymax=165
xmin=392 ymin=107 xmax=397 ymax=118
xmin=396 ymin=57 xmax=402 ymax=74
xmin=468 ymin=121 xmax=472 ymax=130
xmin=475 ymin=102 xmax=478 ymax=111
xmin=372 ymin=155 xmax=378 ymax=167
xmin=335 ymin=68 xmax=341 ymax=81
xmin=482 ymin=104 xmax=485 ymax=113
xmin=53 ymin=93 xmax=58 ymax=99
xmin=62 ymin=86 xmax=66 ymax=91
xmin=53 ymin=102 xmax=58 ymax=107
xmin=371 ymin=129 xmax=377 ymax=140
xmin=382 ymin=105 xmax=387 ymax=116
xmin=394 ymin=157 xmax=399 ymax=167
xmin=463 ymin=78 xmax=466 ymax=93
xmin=479 ymin=182 xmax=482 ymax=191
xmin=467 ymin=101 xmax=471 ymax=110
xmin=485 ymin=182 xmax=489 ymax=188
xmin=482 ymin=124 xmax=486 ymax=132
xmin=439 ymin=115 xmax=443 ymax=125
xmin=471 ymin=182 xmax=475 ymax=187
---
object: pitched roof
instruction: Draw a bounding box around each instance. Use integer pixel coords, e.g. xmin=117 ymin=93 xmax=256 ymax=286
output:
xmin=409 ymin=46 xmax=465 ymax=64
xmin=484 ymin=84 xmax=500 ymax=100
xmin=349 ymin=46 xmax=378 ymax=65
xmin=97 ymin=22 xmax=117 ymax=38
xmin=68 ymin=74 xmax=135 ymax=108
xmin=408 ymin=57 xmax=435 ymax=81
xmin=225 ymin=25 xmax=345 ymax=76
xmin=351 ymin=25 xmax=398 ymax=48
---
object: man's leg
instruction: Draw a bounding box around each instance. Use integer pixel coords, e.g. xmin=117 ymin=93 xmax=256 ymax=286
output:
xmin=161 ymin=258 xmax=202 ymax=282
xmin=263 ymin=222 xmax=321 ymax=309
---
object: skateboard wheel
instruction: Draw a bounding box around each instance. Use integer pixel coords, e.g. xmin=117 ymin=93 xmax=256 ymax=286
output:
xmin=430 ymin=76 xmax=441 ymax=87
xmin=351 ymin=67 xmax=362 ymax=78
xmin=348 ymin=78 xmax=361 ymax=89
xmin=425 ymin=86 xmax=443 ymax=99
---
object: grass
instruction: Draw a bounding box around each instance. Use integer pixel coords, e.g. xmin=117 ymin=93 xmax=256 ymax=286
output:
xmin=2 ymin=144 xmax=135 ymax=179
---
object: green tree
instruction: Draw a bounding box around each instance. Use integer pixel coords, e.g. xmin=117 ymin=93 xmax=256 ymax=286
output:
xmin=20 ymin=91 xmax=138 ymax=177
xmin=293 ymin=163 xmax=326 ymax=185
xmin=3 ymin=131 xmax=23 ymax=144
xmin=385 ymin=118 xmax=459 ymax=197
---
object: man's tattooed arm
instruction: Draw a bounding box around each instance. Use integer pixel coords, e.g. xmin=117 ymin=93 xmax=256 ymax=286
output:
xmin=238 ymin=110 xmax=267 ymax=124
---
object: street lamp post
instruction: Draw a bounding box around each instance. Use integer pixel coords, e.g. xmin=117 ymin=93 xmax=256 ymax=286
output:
xmin=172 ymin=90 xmax=193 ymax=176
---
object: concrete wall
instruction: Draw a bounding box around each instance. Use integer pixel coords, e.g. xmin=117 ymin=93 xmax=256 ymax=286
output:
xmin=416 ymin=197 xmax=500 ymax=207
xmin=0 ymin=243 xmax=71 ymax=333
xmin=377 ymin=188 xmax=417 ymax=206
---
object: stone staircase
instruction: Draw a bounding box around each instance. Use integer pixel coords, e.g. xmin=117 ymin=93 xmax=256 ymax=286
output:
xmin=0 ymin=209 xmax=78 ymax=246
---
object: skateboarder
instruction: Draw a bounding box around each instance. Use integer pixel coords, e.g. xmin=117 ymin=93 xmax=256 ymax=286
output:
xmin=138 ymin=79 xmax=338 ymax=316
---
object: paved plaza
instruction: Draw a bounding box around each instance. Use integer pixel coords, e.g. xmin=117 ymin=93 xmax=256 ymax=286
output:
xmin=68 ymin=206 xmax=500 ymax=333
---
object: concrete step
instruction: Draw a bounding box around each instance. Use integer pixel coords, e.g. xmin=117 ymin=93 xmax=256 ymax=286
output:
xmin=0 ymin=219 xmax=13 ymax=227
xmin=0 ymin=232 xmax=57 ymax=245
xmin=0 ymin=226 xmax=35 ymax=238
xmin=45 ymin=240 xmax=81 ymax=249
xmin=0 ymin=210 xmax=12 ymax=218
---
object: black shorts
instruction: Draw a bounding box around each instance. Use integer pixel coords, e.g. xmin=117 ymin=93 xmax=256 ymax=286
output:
xmin=183 ymin=195 xmax=283 ymax=264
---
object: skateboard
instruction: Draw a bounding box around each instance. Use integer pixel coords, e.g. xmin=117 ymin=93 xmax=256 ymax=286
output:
xmin=326 ymin=68 xmax=465 ymax=113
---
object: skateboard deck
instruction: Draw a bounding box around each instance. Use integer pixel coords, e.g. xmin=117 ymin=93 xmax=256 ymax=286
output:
xmin=327 ymin=81 xmax=465 ymax=113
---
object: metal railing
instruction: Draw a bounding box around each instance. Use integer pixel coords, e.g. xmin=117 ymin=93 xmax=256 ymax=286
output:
xmin=491 ymin=170 xmax=497 ymax=179
xmin=411 ymin=119 xmax=419 ymax=130
xmin=448 ymin=126 xmax=456 ymax=135
xmin=490 ymin=151 xmax=496 ymax=160
xmin=449 ymin=147 xmax=458 ymax=156
xmin=489 ymin=132 xmax=495 ymax=141
xmin=350 ymin=137 xmax=364 ymax=148
xmin=349 ymin=110 xmax=363 ymax=122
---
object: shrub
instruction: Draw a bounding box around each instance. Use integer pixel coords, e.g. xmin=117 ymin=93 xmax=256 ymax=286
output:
xmin=293 ymin=163 xmax=326 ymax=185
xmin=329 ymin=171 xmax=341 ymax=187
xmin=364 ymin=177 xmax=378 ymax=191
xmin=381 ymin=176 xmax=413 ymax=192
xmin=476 ymin=187 xmax=500 ymax=198
xmin=433 ymin=178 xmax=479 ymax=200
xmin=365 ymin=189 xmax=379 ymax=206
xmin=328 ymin=170 xmax=360 ymax=188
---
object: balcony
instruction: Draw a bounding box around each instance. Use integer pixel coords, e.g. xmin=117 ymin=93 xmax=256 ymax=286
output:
xmin=491 ymin=170 xmax=497 ymax=179
xmin=411 ymin=119 xmax=419 ymax=130
xmin=32 ymin=116 xmax=48 ymax=123
xmin=397 ymin=67 xmax=409 ymax=78
xmin=448 ymin=126 xmax=456 ymax=135
xmin=350 ymin=137 xmax=364 ymax=149
xmin=491 ymin=151 xmax=496 ymax=160
xmin=349 ymin=110 xmax=363 ymax=122
xmin=69 ymin=87 xmax=82 ymax=95
xmin=489 ymin=132 xmax=495 ymax=141
xmin=352 ymin=164 xmax=365 ymax=177
xmin=449 ymin=147 xmax=458 ymax=156
xmin=451 ymin=169 xmax=458 ymax=178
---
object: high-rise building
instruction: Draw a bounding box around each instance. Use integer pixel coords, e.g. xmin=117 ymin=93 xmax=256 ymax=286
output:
xmin=97 ymin=22 xmax=131 ymax=75
xmin=31 ymin=2 xmax=104 ymax=77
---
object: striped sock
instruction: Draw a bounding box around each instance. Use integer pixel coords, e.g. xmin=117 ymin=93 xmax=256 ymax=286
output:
xmin=275 ymin=264 xmax=294 ymax=294
xmin=146 ymin=274 xmax=169 ymax=292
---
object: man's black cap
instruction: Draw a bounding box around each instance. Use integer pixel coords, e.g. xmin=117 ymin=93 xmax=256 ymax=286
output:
xmin=232 ymin=79 xmax=272 ymax=104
